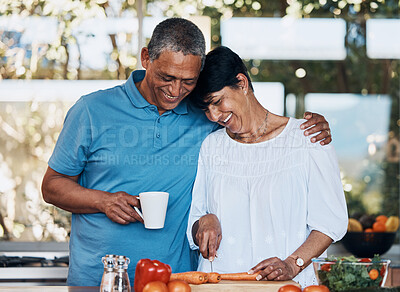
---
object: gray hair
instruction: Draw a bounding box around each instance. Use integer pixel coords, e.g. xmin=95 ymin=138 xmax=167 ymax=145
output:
xmin=147 ymin=18 xmax=206 ymax=70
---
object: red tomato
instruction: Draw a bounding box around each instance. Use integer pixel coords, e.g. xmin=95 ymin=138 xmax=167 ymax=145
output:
xmin=321 ymin=264 xmax=331 ymax=272
xmin=278 ymin=284 xmax=302 ymax=292
xmin=359 ymin=258 xmax=372 ymax=263
xmin=143 ymin=281 xmax=169 ymax=292
xmin=167 ymin=280 xmax=191 ymax=292
xmin=303 ymin=285 xmax=330 ymax=292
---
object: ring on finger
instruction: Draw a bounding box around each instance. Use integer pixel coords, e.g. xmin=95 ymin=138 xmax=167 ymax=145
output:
xmin=326 ymin=129 xmax=331 ymax=136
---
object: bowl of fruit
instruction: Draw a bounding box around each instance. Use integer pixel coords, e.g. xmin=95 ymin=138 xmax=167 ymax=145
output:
xmin=342 ymin=215 xmax=399 ymax=258
xmin=312 ymin=255 xmax=390 ymax=292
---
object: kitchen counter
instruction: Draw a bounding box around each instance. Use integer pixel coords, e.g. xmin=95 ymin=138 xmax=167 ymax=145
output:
xmin=0 ymin=280 xmax=300 ymax=292
xmin=0 ymin=287 xmax=97 ymax=292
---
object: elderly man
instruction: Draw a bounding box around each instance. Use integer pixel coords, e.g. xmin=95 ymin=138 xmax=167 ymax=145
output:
xmin=42 ymin=18 xmax=331 ymax=286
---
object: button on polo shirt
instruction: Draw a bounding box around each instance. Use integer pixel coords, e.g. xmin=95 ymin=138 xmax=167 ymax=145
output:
xmin=48 ymin=70 xmax=218 ymax=286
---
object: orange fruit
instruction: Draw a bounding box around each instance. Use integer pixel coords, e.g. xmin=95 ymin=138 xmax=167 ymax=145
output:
xmin=372 ymin=221 xmax=386 ymax=232
xmin=365 ymin=228 xmax=373 ymax=232
xmin=375 ymin=215 xmax=388 ymax=224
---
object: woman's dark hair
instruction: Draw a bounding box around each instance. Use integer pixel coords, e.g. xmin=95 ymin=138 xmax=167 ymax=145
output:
xmin=190 ymin=46 xmax=254 ymax=110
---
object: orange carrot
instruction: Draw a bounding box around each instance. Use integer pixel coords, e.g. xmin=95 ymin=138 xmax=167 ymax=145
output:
xmin=207 ymin=272 xmax=221 ymax=283
xmin=170 ymin=272 xmax=208 ymax=284
xmin=220 ymin=272 xmax=260 ymax=281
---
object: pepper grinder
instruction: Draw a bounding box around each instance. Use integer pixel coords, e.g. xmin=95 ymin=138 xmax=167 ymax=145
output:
xmin=113 ymin=255 xmax=131 ymax=292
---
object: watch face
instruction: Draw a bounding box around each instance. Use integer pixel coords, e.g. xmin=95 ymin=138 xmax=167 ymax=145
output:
xmin=296 ymin=258 xmax=304 ymax=266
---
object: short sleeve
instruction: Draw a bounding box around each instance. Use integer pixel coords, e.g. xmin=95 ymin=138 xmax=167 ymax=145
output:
xmin=306 ymin=144 xmax=348 ymax=242
xmin=48 ymin=97 xmax=92 ymax=176
xmin=187 ymin=146 xmax=208 ymax=250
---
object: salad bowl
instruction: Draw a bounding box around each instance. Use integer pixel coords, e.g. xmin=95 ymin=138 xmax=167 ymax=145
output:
xmin=312 ymin=256 xmax=390 ymax=292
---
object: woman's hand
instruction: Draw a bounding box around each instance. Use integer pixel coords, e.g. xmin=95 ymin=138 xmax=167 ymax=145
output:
xmin=248 ymin=257 xmax=299 ymax=281
xmin=195 ymin=214 xmax=222 ymax=261
xmin=301 ymin=112 xmax=332 ymax=145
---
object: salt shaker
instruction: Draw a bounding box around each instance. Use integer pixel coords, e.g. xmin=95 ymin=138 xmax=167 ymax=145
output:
xmin=113 ymin=255 xmax=131 ymax=292
xmin=100 ymin=254 xmax=116 ymax=292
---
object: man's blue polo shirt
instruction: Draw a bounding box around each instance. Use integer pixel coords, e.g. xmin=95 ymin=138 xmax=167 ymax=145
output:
xmin=48 ymin=70 xmax=217 ymax=286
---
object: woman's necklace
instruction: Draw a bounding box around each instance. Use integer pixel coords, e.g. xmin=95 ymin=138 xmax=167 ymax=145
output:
xmin=233 ymin=110 xmax=269 ymax=144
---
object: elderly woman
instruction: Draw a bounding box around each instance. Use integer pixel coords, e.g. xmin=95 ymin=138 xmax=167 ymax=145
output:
xmin=187 ymin=46 xmax=348 ymax=287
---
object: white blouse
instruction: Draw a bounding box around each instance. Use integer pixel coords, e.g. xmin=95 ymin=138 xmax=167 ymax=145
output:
xmin=187 ymin=118 xmax=348 ymax=288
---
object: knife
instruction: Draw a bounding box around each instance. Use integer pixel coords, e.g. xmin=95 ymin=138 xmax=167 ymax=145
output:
xmin=208 ymin=250 xmax=214 ymax=272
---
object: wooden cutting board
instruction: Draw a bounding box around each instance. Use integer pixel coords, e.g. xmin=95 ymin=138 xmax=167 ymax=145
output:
xmin=190 ymin=280 xmax=300 ymax=291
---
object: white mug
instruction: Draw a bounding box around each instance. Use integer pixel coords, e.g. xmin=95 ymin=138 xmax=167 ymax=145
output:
xmin=134 ymin=192 xmax=169 ymax=229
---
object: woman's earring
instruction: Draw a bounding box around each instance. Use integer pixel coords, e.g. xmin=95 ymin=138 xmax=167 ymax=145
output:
xmin=244 ymin=90 xmax=247 ymax=95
